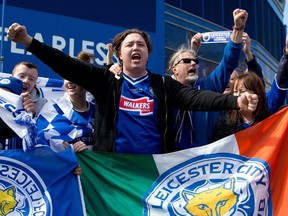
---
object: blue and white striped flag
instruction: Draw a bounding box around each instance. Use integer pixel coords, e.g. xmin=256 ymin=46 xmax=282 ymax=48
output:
xmin=36 ymin=94 xmax=95 ymax=152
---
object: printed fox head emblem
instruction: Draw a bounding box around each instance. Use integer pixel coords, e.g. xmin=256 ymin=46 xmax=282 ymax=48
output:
xmin=182 ymin=178 xmax=238 ymax=216
xmin=0 ymin=186 xmax=18 ymax=216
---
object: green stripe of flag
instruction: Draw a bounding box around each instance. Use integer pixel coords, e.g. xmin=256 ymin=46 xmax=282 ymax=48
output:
xmin=77 ymin=151 xmax=159 ymax=216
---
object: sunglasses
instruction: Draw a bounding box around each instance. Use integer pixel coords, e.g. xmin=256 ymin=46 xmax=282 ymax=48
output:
xmin=174 ymin=58 xmax=199 ymax=66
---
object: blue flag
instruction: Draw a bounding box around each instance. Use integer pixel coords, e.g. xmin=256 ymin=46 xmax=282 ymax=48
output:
xmin=0 ymin=146 xmax=85 ymax=216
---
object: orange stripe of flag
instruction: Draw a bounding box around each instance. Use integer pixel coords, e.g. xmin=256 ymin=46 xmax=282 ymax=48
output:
xmin=236 ymin=107 xmax=288 ymax=215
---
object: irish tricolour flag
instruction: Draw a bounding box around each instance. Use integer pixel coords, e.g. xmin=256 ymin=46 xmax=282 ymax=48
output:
xmin=78 ymin=107 xmax=288 ymax=216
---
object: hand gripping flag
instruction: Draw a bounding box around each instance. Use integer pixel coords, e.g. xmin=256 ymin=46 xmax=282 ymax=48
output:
xmin=77 ymin=107 xmax=288 ymax=216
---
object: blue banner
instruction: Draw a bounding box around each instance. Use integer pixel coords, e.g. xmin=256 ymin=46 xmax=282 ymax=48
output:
xmin=0 ymin=146 xmax=85 ymax=216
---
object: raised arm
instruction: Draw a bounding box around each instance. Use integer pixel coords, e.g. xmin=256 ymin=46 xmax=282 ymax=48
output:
xmin=242 ymin=32 xmax=253 ymax=61
xmin=230 ymin=9 xmax=248 ymax=43
xmin=242 ymin=32 xmax=264 ymax=80
xmin=266 ymin=32 xmax=288 ymax=112
xmin=201 ymin=9 xmax=248 ymax=92
xmin=276 ymin=32 xmax=288 ymax=90
xmin=7 ymin=23 xmax=107 ymax=97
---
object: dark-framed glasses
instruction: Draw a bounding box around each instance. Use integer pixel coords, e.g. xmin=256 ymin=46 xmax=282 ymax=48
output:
xmin=174 ymin=58 xmax=199 ymax=66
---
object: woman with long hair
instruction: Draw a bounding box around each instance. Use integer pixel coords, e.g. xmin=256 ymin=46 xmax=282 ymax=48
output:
xmin=212 ymin=71 xmax=272 ymax=141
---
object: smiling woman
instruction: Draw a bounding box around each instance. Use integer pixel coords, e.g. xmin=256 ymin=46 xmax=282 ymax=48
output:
xmin=64 ymin=80 xmax=89 ymax=112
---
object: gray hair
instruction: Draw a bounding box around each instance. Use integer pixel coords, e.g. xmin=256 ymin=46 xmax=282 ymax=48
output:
xmin=167 ymin=45 xmax=197 ymax=73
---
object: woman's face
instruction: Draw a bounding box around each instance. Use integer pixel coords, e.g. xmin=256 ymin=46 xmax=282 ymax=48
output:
xmin=233 ymin=80 xmax=254 ymax=96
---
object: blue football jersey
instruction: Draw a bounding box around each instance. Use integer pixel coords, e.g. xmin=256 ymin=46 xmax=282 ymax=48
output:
xmin=115 ymin=72 xmax=162 ymax=154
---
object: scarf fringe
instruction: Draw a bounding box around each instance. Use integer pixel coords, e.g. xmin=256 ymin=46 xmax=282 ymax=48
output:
xmin=14 ymin=112 xmax=38 ymax=151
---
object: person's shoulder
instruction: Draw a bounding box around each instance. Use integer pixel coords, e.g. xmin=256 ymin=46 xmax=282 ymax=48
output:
xmin=147 ymin=71 xmax=183 ymax=89
xmin=147 ymin=70 xmax=165 ymax=82
xmin=147 ymin=70 xmax=162 ymax=77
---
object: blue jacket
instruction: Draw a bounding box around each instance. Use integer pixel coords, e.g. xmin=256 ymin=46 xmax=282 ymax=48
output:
xmin=266 ymin=52 xmax=288 ymax=113
xmin=244 ymin=52 xmax=287 ymax=114
xmin=173 ymin=41 xmax=242 ymax=149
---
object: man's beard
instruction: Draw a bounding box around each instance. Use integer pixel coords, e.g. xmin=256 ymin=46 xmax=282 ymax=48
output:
xmin=185 ymin=75 xmax=198 ymax=84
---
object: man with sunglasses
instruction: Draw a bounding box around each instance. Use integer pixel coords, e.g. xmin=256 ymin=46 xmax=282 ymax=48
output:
xmin=168 ymin=9 xmax=248 ymax=149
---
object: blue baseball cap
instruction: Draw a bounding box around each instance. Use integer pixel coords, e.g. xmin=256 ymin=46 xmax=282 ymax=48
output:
xmin=0 ymin=77 xmax=23 ymax=95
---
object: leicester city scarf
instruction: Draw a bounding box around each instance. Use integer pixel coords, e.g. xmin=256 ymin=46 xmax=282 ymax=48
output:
xmin=0 ymin=88 xmax=37 ymax=151
xmin=36 ymin=94 xmax=95 ymax=152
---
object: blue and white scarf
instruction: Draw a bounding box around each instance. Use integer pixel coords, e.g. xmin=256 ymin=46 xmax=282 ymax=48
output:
xmin=36 ymin=94 xmax=95 ymax=152
xmin=0 ymin=88 xmax=37 ymax=151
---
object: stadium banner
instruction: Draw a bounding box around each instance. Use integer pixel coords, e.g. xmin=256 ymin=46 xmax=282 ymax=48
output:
xmin=78 ymin=107 xmax=288 ymax=216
